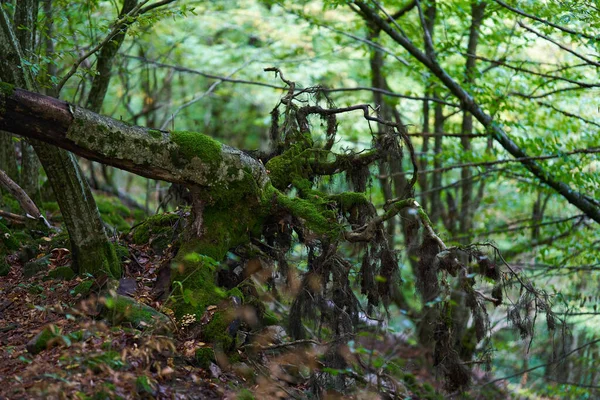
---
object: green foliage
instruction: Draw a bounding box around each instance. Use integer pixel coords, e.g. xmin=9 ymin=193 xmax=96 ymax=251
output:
xmin=135 ymin=375 xmax=157 ymax=396
xmin=83 ymin=350 xmax=125 ymax=372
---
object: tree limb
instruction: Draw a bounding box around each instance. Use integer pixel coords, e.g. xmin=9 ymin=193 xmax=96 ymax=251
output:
xmin=353 ymin=1 xmax=600 ymax=224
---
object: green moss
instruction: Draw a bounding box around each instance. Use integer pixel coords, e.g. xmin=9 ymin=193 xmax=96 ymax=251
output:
xmin=330 ymin=191 xmax=369 ymax=212
xmin=0 ymin=81 xmax=15 ymax=96
xmin=76 ymin=240 xmax=121 ymax=278
xmin=227 ymin=287 xmax=244 ymax=301
xmin=46 ymin=266 xmax=76 ymax=281
xmin=101 ymin=294 xmax=170 ymax=331
xmin=26 ymin=325 xmax=62 ymax=354
xmin=202 ymin=311 xmax=233 ymax=350
xmin=274 ymin=191 xmax=338 ymax=235
xmin=264 ymin=146 xmax=314 ymax=190
xmin=131 ymin=212 xmax=179 ymax=245
xmin=403 ymin=372 xmax=417 ymax=387
xmin=236 ymin=389 xmax=255 ymax=400
xmin=147 ymin=129 xmax=162 ymax=139
xmin=170 ymin=251 xmax=225 ymax=319
xmin=96 ymin=196 xmax=132 ymax=232
xmin=0 ymin=258 xmax=10 ymax=276
xmin=262 ymin=309 xmax=279 ymax=326
xmin=0 ymin=222 xmax=19 ymax=252
xmin=170 ymin=130 xmax=223 ymax=166
xmin=114 ymin=244 xmax=129 ymax=260
xmin=46 ymin=230 xmax=70 ymax=250
xmin=135 ymin=375 xmax=157 ymax=396
xmin=1 ymin=197 xmax=21 ymax=214
xmin=72 ymin=280 xmax=94 ymax=297
xmin=42 ymin=201 xmax=60 ymax=213
xmin=194 ymin=347 xmax=215 ymax=369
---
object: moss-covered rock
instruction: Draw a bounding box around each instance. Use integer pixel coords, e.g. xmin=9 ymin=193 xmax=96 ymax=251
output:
xmin=194 ymin=347 xmax=215 ymax=369
xmin=0 ymin=222 xmax=19 ymax=252
xmin=100 ymin=294 xmax=171 ymax=331
xmin=72 ymin=280 xmax=94 ymax=297
xmin=18 ymin=245 xmax=39 ymax=264
xmin=46 ymin=266 xmax=76 ymax=281
xmin=170 ymin=252 xmax=224 ymax=319
xmin=23 ymin=254 xmax=52 ymax=277
xmin=26 ymin=324 xmax=62 ymax=354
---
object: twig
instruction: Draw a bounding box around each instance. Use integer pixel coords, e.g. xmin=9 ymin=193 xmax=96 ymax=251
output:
xmin=0 ymin=209 xmax=27 ymax=224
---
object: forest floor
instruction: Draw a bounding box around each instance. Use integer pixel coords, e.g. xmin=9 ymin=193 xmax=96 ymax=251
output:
xmin=0 ymin=222 xmax=505 ymax=399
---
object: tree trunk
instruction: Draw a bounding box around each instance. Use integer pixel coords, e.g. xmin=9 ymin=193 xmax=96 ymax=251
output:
xmin=0 ymin=4 xmax=120 ymax=277
xmin=15 ymin=0 xmax=41 ymax=203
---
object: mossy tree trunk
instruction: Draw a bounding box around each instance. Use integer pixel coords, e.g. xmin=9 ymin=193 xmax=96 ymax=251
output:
xmin=0 ymin=5 xmax=121 ymax=277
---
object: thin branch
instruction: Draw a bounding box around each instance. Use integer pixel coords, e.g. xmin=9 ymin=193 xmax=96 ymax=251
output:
xmin=353 ymin=0 xmax=600 ymax=223
xmin=451 ymin=214 xmax=585 ymax=240
xmin=382 ymin=147 xmax=600 ymax=177
xmin=0 ymin=209 xmax=27 ymax=224
xmin=472 ymin=55 xmax=599 ymax=89
xmin=124 ymin=54 xmax=459 ymax=106
xmin=481 ymin=338 xmax=600 ymax=387
xmin=494 ymin=0 xmax=598 ymax=41
xmin=537 ymin=102 xmax=600 ymax=129
xmin=161 ymin=60 xmax=252 ymax=130
xmin=518 ymin=22 xmax=600 ymax=68
xmin=0 ymin=169 xmax=51 ymax=228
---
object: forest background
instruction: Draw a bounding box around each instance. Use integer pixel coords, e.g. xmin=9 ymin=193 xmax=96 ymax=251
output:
xmin=0 ymin=0 xmax=599 ymax=399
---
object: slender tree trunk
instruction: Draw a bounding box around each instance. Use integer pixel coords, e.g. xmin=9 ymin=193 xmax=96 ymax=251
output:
xmin=458 ymin=1 xmax=486 ymax=243
xmin=15 ymin=0 xmax=41 ymax=202
xmin=0 ymin=3 xmax=120 ymax=277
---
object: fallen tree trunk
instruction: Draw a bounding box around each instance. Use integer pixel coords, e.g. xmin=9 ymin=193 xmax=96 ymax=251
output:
xmin=0 ymin=85 xmax=269 ymax=189
xmin=0 ymin=84 xmax=276 ymax=343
